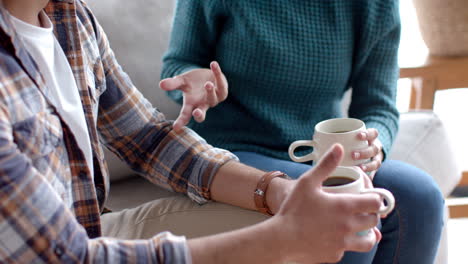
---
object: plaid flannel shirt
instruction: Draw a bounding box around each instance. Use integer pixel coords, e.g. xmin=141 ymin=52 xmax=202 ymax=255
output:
xmin=0 ymin=0 xmax=237 ymax=263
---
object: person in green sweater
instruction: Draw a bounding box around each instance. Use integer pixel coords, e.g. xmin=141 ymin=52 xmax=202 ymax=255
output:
xmin=160 ymin=1 xmax=444 ymax=263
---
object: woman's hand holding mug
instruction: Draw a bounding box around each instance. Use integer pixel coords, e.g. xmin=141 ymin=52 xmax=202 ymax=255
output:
xmin=353 ymin=128 xmax=384 ymax=179
xmin=288 ymin=118 xmax=384 ymax=179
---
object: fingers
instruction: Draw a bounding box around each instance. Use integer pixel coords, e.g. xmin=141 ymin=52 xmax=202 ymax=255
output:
xmin=335 ymin=193 xmax=382 ymax=216
xmin=343 ymin=218 xmax=380 ymax=253
xmin=352 ymin=144 xmax=380 ymax=161
xmin=205 ymin=81 xmax=218 ymax=107
xmin=357 ymin=128 xmax=379 ymax=143
xmin=367 ymin=170 xmax=377 ymax=181
xmin=344 ymin=228 xmax=378 ymax=253
xmin=351 ymin=213 xmax=380 ymax=232
xmin=374 ymin=227 xmax=382 ymax=243
xmin=210 ymin=61 xmax=228 ymax=101
xmin=193 ymin=105 xmax=209 ymax=123
xmin=159 ymin=76 xmax=186 ymax=91
xmin=175 ymin=103 xmax=210 ymax=128
xmin=300 ymin=144 xmax=344 ymax=186
xmin=354 ymin=129 xmax=383 ymax=174
xmin=361 ymin=170 xmax=375 ymax=187
xmin=339 ymin=193 xmax=382 ymax=214
xmin=168 ymin=62 xmax=226 ymax=131
xmin=173 ymin=103 xmax=193 ymax=132
xmin=192 ymin=82 xmax=216 ymax=122
xmin=360 ymin=158 xmax=382 ymax=173
xmin=358 ymin=145 xmax=383 ymax=173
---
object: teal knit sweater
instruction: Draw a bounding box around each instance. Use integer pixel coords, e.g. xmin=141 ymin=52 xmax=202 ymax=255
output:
xmin=162 ymin=0 xmax=400 ymax=160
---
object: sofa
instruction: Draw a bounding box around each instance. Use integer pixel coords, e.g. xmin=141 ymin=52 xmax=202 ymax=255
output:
xmin=87 ymin=1 xmax=461 ymax=263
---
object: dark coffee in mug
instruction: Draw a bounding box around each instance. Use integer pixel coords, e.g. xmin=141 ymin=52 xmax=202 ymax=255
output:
xmin=331 ymin=130 xmax=352 ymax=133
xmin=322 ymin=176 xmax=355 ymax=187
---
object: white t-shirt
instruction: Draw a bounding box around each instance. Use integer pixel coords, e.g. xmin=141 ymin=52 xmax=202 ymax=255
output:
xmin=10 ymin=11 xmax=94 ymax=177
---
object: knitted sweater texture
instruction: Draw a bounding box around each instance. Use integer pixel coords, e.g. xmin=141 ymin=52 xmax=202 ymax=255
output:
xmin=162 ymin=0 xmax=400 ymax=160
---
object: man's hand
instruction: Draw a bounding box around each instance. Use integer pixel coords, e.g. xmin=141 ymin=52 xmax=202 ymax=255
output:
xmin=159 ymin=61 xmax=228 ymax=131
xmin=352 ymin=128 xmax=384 ymax=179
xmin=271 ymin=144 xmax=381 ymax=263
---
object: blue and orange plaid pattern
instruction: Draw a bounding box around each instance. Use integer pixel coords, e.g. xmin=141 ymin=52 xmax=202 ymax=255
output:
xmin=0 ymin=0 xmax=236 ymax=262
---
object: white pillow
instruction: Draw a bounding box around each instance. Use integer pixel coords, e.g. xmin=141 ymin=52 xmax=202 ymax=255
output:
xmin=390 ymin=111 xmax=461 ymax=197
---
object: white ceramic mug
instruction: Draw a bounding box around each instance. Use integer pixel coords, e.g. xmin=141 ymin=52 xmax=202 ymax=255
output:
xmin=323 ymin=166 xmax=395 ymax=235
xmin=323 ymin=166 xmax=395 ymax=215
xmin=288 ymin=118 xmax=368 ymax=166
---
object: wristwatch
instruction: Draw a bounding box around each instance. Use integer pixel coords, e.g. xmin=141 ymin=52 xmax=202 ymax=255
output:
xmin=254 ymin=171 xmax=289 ymax=216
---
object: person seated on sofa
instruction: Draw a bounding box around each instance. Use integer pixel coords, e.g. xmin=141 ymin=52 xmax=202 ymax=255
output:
xmin=0 ymin=0 xmax=385 ymax=263
xmin=160 ymin=0 xmax=445 ymax=263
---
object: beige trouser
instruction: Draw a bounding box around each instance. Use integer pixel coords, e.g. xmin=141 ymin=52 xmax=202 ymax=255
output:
xmin=101 ymin=194 xmax=269 ymax=240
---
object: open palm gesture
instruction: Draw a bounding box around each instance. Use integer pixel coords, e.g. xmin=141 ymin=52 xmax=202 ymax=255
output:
xmin=159 ymin=61 xmax=228 ymax=131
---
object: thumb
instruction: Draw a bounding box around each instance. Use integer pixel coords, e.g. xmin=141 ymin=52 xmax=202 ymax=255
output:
xmin=300 ymin=144 xmax=344 ymax=187
xmin=159 ymin=76 xmax=186 ymax=91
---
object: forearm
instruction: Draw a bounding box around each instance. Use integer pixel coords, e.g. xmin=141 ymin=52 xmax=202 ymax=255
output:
xmin=349 ymin=0 xmax=400 ymax=155
xmin=92 ymin=3 xmax=239 ymax=203
xmin=350 ymin=89 xmax=399 ymax=156
xmin=0 ymin=150 xmax=185 ymax=263
xmin=188 ymin=218 xmax=285 ymax=264
xmin=210 ymin=161 xmax=291 ymax=214
xmin=349 ymin=33 xmax=400 ymax=155
xmin=102 ymin=117 xmax=238 ymax=204
xmin=89 ymin=232 xmax=189 ymax=263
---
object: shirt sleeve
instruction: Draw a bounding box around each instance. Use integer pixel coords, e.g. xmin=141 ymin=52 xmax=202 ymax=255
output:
xmin=83 ymin=2 xmax=237 ymax=204
xmin=160 ymin=0 xmax=228 ymax=104
xmin=0 ymin=106 xmax=190 ymax=264
xmin=348 ymin=0 xmax=401 ymax=157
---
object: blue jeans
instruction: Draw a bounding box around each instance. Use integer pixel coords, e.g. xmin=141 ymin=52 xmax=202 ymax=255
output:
xmin=233 ymin=151 xmax=444 ymax=264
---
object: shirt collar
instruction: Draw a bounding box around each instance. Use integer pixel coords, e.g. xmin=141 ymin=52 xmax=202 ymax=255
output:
xmin=0 ymin=0 xmax=76 ymax=50
xmin=0 ymin=6 xmax=17 ymax=40
xmin=0 ymin=6 xmax=53 ymax=98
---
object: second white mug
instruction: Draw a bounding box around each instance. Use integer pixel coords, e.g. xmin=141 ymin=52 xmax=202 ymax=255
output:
xmin=288 ymin=118 xmax=369 ymax=166
xmin=323 ymin=166 xmax=395 ymax=236
xmin=322 ymin=166 xmax=395 ymax=215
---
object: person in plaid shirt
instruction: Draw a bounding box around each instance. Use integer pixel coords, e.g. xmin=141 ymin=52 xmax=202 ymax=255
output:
xmin=0 ymin=0 xmax=383 ymax=263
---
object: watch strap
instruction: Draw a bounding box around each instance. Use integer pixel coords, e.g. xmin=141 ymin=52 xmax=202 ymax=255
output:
xmin=254 ymin=171 xmax=288 ymax=216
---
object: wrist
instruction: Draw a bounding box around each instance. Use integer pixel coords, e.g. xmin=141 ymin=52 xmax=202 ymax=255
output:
xmin=264 ymin=215 xmax=307 ymax=263
xmin=266 ymin=177 xmax=293 ymax=215
xmin=261 ymin=217 xmax=291 ymax=263
xmin=254 ymin=171 xmax=290 ymax=215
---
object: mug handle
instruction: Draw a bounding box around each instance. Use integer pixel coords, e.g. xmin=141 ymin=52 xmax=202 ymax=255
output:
xmin=361 ymin=188 xmax=395 ymax=215
xmin=288 ymin=140 xmax=318 ymax=163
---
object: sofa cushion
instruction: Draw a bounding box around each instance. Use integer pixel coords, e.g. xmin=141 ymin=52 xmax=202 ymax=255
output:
xmin=389 ymin=111 xmax=461 ymax=196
